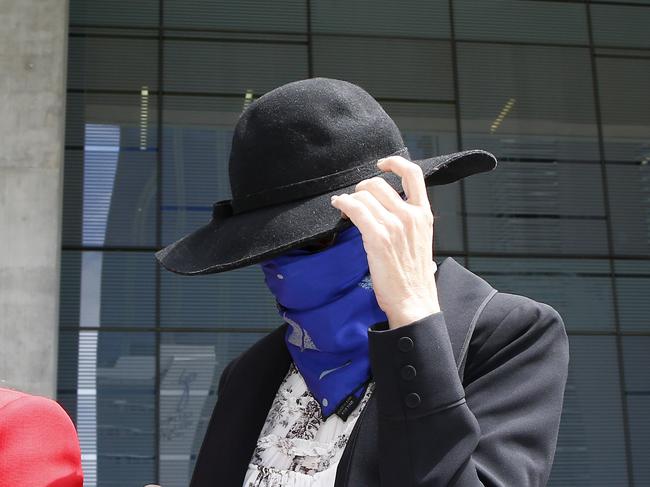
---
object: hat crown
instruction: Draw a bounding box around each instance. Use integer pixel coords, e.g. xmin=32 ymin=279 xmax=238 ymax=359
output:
xmin=227 ymin=77 xmax=406 ymax=213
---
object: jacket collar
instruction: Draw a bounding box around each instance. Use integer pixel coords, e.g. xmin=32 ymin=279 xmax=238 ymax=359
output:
xmin=190 ymin=256 xmax=496 ymax=487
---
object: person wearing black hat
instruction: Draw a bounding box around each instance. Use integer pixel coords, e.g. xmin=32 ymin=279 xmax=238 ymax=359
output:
xmin=155 ymin=77 xmax=569 ymax=487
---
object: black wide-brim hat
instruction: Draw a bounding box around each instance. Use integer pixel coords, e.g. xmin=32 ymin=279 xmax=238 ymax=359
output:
xmin=155 ymin=77 xmax=497 ymax=275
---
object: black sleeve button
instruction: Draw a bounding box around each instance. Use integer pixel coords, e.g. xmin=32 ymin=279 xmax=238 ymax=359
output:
xmin=398 ymin=336 xmax=414 ymax=352
xmin=405 ymin=392 xmax=421 ymax=408
xmin=400 ymin=365 xmax=417 ymax=381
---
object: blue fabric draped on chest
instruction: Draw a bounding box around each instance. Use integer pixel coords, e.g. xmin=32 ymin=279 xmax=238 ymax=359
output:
xmin=259 ymin=224 xmax=387 ymax=419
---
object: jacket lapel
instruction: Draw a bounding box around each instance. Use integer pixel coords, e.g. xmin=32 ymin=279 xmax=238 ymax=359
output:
xmin=190 ymin=324 xmax=292 ymax=487
xmin=191 ymin=256 xmax=497 ymax=487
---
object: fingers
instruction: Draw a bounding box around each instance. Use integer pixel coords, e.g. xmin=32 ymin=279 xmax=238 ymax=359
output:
xmin=354 ymin=176 xmax=407 ymax=216
xmin=347 ymin=190 xmax=403 ymax=229
xmin=331 ymin=193 xmax=386 ymax=242
xmin=376 ymin=156 xmax=428 ymax=208
xmin=331 ymin=155 xmax=430 ymax=229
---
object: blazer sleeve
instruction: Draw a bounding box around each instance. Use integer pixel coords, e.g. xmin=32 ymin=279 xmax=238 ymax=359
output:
xmin=367 ymin=295 xmax=570 ymax=487
xmin=0 ymin=394 xmax=84 ymax=487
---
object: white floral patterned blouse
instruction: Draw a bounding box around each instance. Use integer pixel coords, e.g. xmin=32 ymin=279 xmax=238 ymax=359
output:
xmin=243 ymin=362 xmax=375 ymax=487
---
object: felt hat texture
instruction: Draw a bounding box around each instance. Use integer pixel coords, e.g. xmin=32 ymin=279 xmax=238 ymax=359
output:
xmin=155 ymin=77 xmax=497 ymax=275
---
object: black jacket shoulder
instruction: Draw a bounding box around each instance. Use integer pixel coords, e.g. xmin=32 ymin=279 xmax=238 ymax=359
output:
xmin=464 ymin=291 xmax=569 ymax=384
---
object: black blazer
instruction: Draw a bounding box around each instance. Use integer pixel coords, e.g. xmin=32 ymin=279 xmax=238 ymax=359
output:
xmin=190 ymin=256 xmax=570 ymax=486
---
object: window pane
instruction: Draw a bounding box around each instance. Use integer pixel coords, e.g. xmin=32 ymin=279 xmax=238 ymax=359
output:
xmin=65 ymin=92 xmax=159 ymax=150
xmin=457 ymin=42 xmax=604 ymax=255
xmin=615 ymin=259 xmax=650 ymax=332
xmin=607 ymin=164 xmax=650 ymax=256
xmin=158 ymin=331 xmax=268 ymax=485
xmin=465 ymin=160 xmax=608 ymax=255
xmin=163 ymin=39 xmax=308 ymax=94
xmin=67 ymin=37 xmax=158 ymax=91
xmin=60 ymin=251 xmax=156 ymax=328
xmin=549 ymin=336 xmax=628 ymax=486
xmin=160 ymin=263 xmax=279 ymax=329
xmin=311 ymin=0 xmax=450 ymax=38
xmin=313 ymin=36 xmax=454 ymax=101
xmin=598 ymin=56 xmax=650 ymax=149
xmin=58 ymin=331 xmax=156 ymax=487
xmin=468 ymin=257 xmax=614 ymax=332
xmin=458 ymin=43 xmax=597 ymax=130
xmin=382 ymin=102 xmax=462 ymax=252
xmin=163 ymin=0 xmax=307 ymax=32
xmin=598 ymin=56 xmax=650 ymax=256
xmin=62 ymin=149 xmax=157 ymax=247
xmin=623 ymin=337 xmax=650 ymax=486
xmin=454 ymin=0 xmax=588 ymax=45
xmin=591 ymin=4 xmax=650 ymax=49
xmin=627 ymin=396 xmax=650 ymax=487
xmin=161 ymin=96 xmax=237 ymax=246
xmin=623 ymin=336 xmax=650 ymax=393
xmin=69 ymin=0 xmax=159 ymax=28
xmin=601 ymin=0 xmax=650 ymax=3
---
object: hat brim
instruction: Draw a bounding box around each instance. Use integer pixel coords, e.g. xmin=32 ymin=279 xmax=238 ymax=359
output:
xmin=155 ymin=149 xmax=497 ymax=275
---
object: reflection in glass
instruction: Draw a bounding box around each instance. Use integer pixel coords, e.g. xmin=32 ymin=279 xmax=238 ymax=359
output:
xmin=158 ymin=332 xmax=267 ymax=485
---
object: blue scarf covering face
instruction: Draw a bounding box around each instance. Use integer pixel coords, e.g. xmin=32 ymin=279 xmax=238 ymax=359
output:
xmin=259 ymin=224 xmax=387 ymax=419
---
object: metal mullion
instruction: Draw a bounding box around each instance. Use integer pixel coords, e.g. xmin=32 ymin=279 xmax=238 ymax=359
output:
xmin=530 ymin=0 xmax=650 ymax=7
xmin=66 ymin=88 xmax=459 ymax=105
xmin=61 ymin=245 xmax=650 ymax=261
xmin=585 ymin=3 xmax=635 ymax=485
xmin=448 ymin=0 xmax=469 ymax=261
xmin=61 ymin=326 xmax=281 ymax=334
xmin=456 ymin=36 xmax=590 ymax=49
xmin=596 ymin=54 xmax=650 ymax=61
xmin=62 ymin=245 xmax=158 ymax=252
xmin=69 ymin=31 xmax=306 ymax=46
xmin=306 ymin=0 xmax=313 ymax=77
xmin=154 ymin=0 xmax=163 ymax=482
xmin=60 ymin=326 xmax=650 ymax=337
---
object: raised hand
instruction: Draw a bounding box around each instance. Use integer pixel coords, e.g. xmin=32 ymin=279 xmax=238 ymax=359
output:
xmin=330 ymin=155 xmax=440 ymax=329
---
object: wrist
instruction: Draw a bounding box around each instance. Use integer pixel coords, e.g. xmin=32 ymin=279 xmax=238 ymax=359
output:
xmin=385 ymin=298 xmax=441 ymax=329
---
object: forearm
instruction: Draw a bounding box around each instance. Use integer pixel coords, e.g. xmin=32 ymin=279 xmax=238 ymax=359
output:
xmin=368 ymin=311 xmax=482 ymax=486
xmin=367 ymin=300 xmax=569 ymax=487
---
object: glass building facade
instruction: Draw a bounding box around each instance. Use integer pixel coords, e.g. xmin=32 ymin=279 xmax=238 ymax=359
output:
xmin=59 ymin=1 xmax=650 ymax=486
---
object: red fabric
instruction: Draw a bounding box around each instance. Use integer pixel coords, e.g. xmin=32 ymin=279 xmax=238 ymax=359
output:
xmin=0 ymin=387 xmax=83 ymax=487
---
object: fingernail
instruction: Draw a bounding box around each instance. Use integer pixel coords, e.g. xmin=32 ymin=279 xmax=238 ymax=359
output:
xmin=377 ymin=158 xmax=385 ymax=166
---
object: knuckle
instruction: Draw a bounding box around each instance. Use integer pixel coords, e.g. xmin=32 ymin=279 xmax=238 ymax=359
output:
xmin=355 ymin=179 xmax=369 ymax=191
xmin=390 ymin=203 xmax=412 ymax=220
xmin=377 ymin=229 xmax=392 ymax=245
xmin=424 ymin=210 xmax=434 ymax=226
xmin=385 ymin=215 xmax=404 ymax=231
xmin=338 ymin=193 xmax=353 ymax=205
xmin=355 ymin=189 xmax=371 ymax=200
xmin=372 ymin=177 xmax=392 ymax=192
xmin=367 ymin=176 xmax=385 ymax=187
xmin=400 ymin=206 xmax=417 ymax=221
